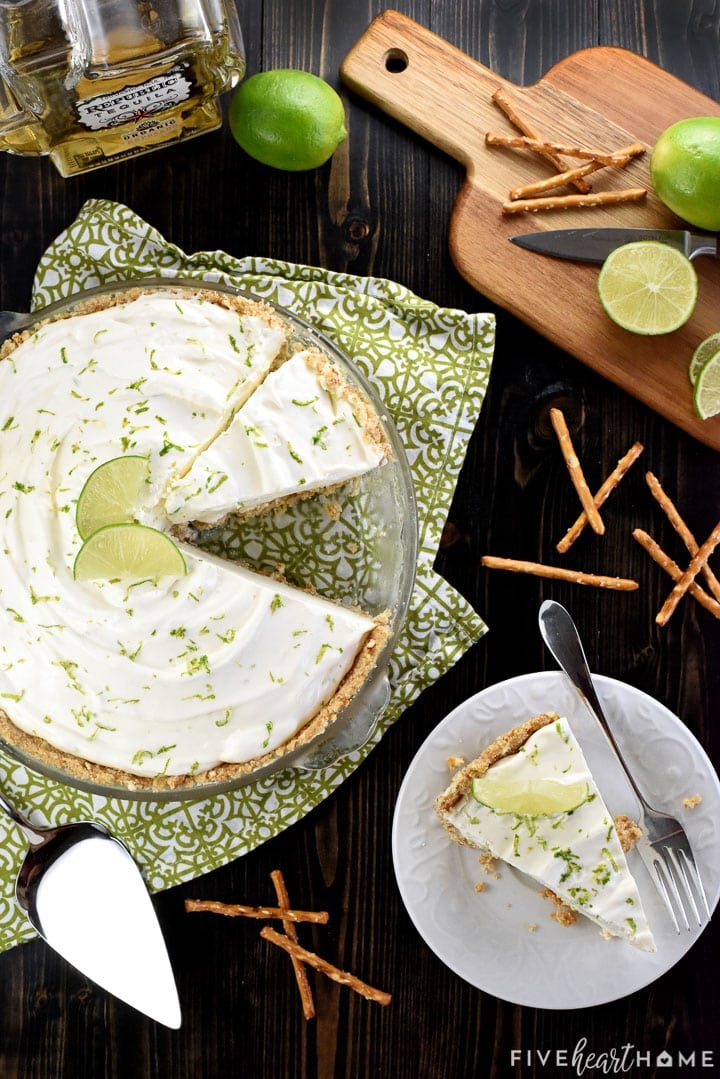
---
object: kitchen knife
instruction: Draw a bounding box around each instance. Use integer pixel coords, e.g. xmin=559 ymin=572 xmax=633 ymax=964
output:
xmin=509 ymin=227 xmax=719 ymax=263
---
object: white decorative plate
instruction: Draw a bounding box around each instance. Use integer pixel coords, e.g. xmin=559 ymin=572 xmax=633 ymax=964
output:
xmin=392 ymin=671 xmax=720 ymax=1009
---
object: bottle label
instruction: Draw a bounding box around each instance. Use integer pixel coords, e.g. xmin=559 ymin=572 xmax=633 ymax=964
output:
xmin=75 ymin=66 xmax=192 ymax=131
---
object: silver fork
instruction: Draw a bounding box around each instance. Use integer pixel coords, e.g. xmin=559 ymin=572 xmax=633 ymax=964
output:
xmin=538 ymin=600 xmax=711 ymax=933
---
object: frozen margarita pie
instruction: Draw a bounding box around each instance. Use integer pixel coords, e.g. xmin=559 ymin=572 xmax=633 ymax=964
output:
xmin=0 ymin=287 xmax=392 ymax=791
xmin=164 ymin=347 xmax=389 ymax=526
xmin=435 ymin=711 xmax=655 ymax=951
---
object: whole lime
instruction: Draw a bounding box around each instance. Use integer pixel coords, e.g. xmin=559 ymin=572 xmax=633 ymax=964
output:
xmin=228 ymin=69 xmax=347 ymax=171
xmin=650 ymin=117 xmax=720 ymax=231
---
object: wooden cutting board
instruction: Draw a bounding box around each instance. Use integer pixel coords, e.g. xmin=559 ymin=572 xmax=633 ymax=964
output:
xmin=340 ymin=10 xmax=720 ymax=450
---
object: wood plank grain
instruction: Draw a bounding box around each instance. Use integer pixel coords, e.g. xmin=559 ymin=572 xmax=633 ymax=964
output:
xmin=0 ymin=2 xmax=718 ymax=1077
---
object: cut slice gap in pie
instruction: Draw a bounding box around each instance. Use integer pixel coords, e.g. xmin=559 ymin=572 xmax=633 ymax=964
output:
xmin=0 ymin=286 xmax=396 ymax=790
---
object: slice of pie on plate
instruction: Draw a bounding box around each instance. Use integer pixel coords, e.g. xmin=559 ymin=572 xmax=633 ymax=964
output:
xmin=434 ymin=711 xmax=655 ymax=951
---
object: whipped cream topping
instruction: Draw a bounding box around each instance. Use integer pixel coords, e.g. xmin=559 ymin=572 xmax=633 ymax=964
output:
xmin=443 ymin=719 xmax=655 ymax=950
xmin=165 ymin=350 xmax=388 ymax=525
xmin=0 ymin=292 xmax=381 ymax=779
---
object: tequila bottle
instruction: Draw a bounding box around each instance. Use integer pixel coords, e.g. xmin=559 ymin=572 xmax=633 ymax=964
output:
xmin=0 ymin=0 xmax=245 ymax=176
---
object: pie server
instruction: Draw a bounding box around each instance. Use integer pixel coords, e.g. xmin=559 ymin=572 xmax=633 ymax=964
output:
xmin=0 ymin=790 xmax=181 ymax=1027
xmin=509 ymin=226 xmax=720 ymax=263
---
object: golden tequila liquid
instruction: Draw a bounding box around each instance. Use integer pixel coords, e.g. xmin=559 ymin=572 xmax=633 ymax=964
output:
xmin=0 ymin=0 xmax=245 ymax=176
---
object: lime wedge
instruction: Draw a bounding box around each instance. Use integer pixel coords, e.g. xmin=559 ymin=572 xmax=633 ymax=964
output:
xmin=74 ymin=523 xmax=187 ymax=581
xmin=689 ymin=332 xmax=720 ymax=385
xmin=693 ymin=348 xmax=720 ymax=420
xmin=471 ymin=775 xmax=590 ymax=817
xmin=76 ymin=455 xmax=150 ymax=540
xmin=597 ymin=241 xmax=698 ymax=335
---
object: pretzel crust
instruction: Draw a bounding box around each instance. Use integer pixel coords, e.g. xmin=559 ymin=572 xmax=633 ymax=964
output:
xmin=434 ymin=711 xmax=560 ymax=821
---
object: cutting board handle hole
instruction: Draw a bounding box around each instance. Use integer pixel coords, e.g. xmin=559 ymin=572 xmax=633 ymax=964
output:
xmin=384 ymin=49 xmax=409 ymax=74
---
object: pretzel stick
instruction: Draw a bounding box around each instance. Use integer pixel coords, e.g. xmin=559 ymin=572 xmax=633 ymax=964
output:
xmin=557 ymin=442 xmax=644 ymax=553
xmin=491 ymin=87 xmax=591 ymax=193
xmin=632 ymin=530 xmax=720 ymax=619
xmin=655 ymin=519 xmax=720 ymax=625
xmin=509 ymin=142 xmax=644 ymax=200
xmin=549 ymin=408 xmax=604 ymax=535
xmin=481 ymin=555 xmax=638 ymax=590
xmin=260 ymin=926 xmax=392 ymax=1006
xmin=509 ymin=160 xmax=603 ymax=200
xmin=486 ymin=132 xmax=646 ymax=166
xmin=270 ymin=869 xmax=315 ymax=1020
xmin=184 ymin=898 xmax=329 ymax=923
xmin=503 ymin=188 xmax=647 ymax=213
xmin=645 ymin=472 xmax=720 ymax=603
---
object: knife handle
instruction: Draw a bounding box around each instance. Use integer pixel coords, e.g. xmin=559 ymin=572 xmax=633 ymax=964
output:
xmin=340 ymin=11 xmax=516 ymax=172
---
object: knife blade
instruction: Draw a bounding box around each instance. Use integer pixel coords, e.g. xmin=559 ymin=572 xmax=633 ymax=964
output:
xmin=509 ymin=227 xmax=719 ymax=263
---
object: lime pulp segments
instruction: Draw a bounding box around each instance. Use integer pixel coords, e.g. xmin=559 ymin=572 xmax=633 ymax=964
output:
xmin=76 ymin=455 xmax=150 ymax=539
xmin=689 ymin=332 xmax=720 ymax=385
xmin=693 ymin=348 xmax=720 ymax=420
xmin=74 ymin=522 xmax=187 ymax=581
xmin=470 ymin=775 xmax=590 ymax=816
xmin=597 ymin=241 xmax=698 ymax=335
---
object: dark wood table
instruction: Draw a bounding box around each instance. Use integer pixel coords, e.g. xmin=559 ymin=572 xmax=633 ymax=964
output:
xmin=1 ymin=2 xmax=718 ymax=1076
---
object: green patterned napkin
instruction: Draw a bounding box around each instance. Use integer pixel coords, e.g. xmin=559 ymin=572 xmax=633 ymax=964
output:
xmin=0 ymin=198 xmax=493 ymax=951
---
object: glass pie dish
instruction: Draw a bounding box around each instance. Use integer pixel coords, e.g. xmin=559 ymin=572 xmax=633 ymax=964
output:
xmin=0 ymin=277 xmax=417 ymax=801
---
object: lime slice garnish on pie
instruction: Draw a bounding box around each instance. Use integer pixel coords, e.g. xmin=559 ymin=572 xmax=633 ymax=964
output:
xmin=689 ymin=332 xmax=720 ymax=385
xmin=596 ymin=240 xmax=698 ymax=335
xmin=693 ymin=348 xmax=720 ymax=420
xmin=76 ymin=455 xmax=150 ymax=539
xmin=73 ymin=522 xmax=187 ymax=581
xmin=471 ymin=775 xmax=590 ymax=817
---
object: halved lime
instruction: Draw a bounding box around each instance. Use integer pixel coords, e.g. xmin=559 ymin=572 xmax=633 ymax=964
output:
xmin=74 ymin=523 xmax=187 ymax=581
xmin=693 ymin=348 xmax=720 ymax=420
xmin=597 ymin=241 xmax=698 ymax=335
xmin=76 ymin=455 xmax=150 ymax=540
xmin=689 ymin=332 xmax=720 ymax=385
xmin=471 ymin=775 xmax=589 ymax=817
